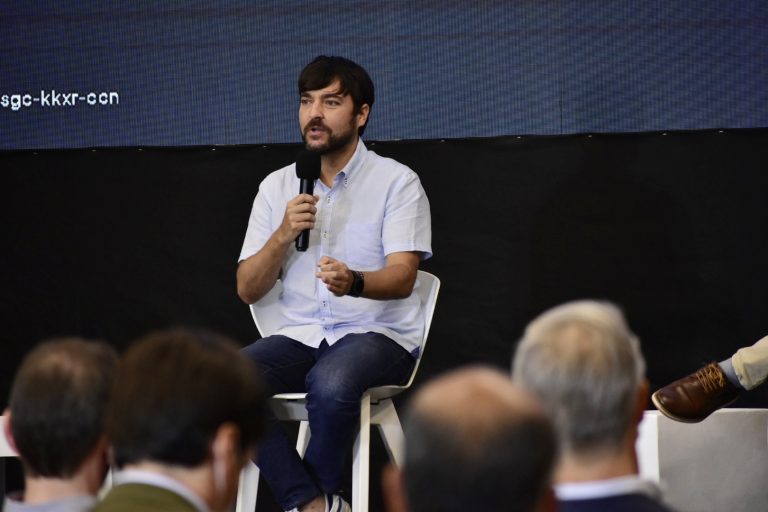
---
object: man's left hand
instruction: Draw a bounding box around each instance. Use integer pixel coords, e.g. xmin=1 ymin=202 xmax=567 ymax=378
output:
xmin=316 ymin=256 xmax=354 ymax=296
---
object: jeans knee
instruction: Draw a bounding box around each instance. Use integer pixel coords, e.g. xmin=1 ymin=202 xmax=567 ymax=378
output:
xmin=306 ymin=371 xmax=362 ymax=413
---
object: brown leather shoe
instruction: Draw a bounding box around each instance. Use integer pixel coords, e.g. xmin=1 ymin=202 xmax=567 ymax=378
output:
xmin=651 ymin=362 xmax=741 ymax=423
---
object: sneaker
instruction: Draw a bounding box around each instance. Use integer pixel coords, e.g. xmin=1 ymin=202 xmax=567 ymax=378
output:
xmin=326 ymin=494 xmax=351 ymax=512
xmin=285 ymin=494 xmax=350 ymax=512
xmin=651 ymin=362 xmax=741 ymax=423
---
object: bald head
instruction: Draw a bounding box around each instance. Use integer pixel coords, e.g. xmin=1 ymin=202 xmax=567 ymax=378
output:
xmin=402 ymin=367 xmax=556 ymax=512
xmin=410 ymin=367 xmax=545 ymax=453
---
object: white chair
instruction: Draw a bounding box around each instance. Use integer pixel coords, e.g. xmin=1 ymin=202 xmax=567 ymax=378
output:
xmin=1 ymin=415 xmax=17 ymax=497
xmin=236 ymin=270 xmax=440 ymax=512
xmin=0 ymin=416 xmax=15 ymax=458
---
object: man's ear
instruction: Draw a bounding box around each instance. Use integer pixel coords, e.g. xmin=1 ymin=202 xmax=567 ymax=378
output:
xmin=356 ymin=104 xmax=370 ymax=130
xmin=635 ymin=378 xmax=651 ymax=425
xmin=211 ymin=422 xmax=239 ymax=466
xmin=381 ymin=463 xmax=409 ymax=512
xmin=1 ymin=410 xmax=18 ymax=455
xmin=210 ymin=423 xmax=243 ymax=511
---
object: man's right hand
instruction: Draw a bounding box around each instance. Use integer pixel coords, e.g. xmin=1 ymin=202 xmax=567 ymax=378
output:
xmin=277 ymin=194 xmax=318 ymax=245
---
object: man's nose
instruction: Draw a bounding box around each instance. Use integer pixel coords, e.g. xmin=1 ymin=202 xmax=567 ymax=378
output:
xmin=308 ymin=100 xmax=324 ymax=118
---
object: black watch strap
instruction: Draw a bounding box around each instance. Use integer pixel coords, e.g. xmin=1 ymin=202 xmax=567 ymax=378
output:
xmin=348 ymin=270 xmax=365 ymax=297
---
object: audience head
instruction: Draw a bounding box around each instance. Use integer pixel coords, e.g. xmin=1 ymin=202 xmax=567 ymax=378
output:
xmin=106 ymin=327 xmax=266 ymax=509
xmin=512 ymin=300 xmax=647 ymax=457
xmin=388 ymin=366 xmax=557 ymax=512
xmin=5 ymin=337 xmax=117 ymax=484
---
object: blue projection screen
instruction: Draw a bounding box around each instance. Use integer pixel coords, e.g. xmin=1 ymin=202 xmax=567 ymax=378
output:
xmin=1 ymin=1 xmax=767 ymax=150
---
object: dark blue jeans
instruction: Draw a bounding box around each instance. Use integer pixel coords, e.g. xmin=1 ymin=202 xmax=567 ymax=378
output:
xmin=242 ymin=332 xmax=415 ymax=511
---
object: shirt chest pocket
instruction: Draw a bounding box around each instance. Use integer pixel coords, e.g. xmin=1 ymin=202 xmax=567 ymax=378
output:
xmin=345 ymin=222 xmax=384 ymax=268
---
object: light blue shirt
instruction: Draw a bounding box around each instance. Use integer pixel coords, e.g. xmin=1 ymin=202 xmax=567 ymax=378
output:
xmin=3 ymin=495 xmax=96 ymax=512
xmin=239 ymin=139 xmax=432 ymax=353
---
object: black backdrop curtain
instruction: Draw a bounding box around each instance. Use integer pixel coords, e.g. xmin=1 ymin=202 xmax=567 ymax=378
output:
xmin=2 ymin=129 xmax=768 ymax=508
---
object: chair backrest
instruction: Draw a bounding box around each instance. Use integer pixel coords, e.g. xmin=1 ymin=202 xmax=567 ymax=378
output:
xmin=249 ymin=270 xmax=440 ymax=390
xmin=249 ymin=278 xmax=285 ymax=338
xmin=0 ymin=416 xmax=16 ymax=457
xmin=401 ymin=271 xmax=440 ymax=388
xmin=0 ymin=415 xmax=15 ymax=500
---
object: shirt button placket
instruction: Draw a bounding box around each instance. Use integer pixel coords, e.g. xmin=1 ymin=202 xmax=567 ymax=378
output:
xmin=319 ymin=191 xmax=333 ymax=323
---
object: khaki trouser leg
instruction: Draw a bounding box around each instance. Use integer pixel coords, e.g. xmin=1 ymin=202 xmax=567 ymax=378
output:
xmin=732 ymin=335 xmax=768 ymax=390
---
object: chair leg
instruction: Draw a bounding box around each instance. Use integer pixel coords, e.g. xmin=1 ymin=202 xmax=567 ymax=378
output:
xmin=296 ymin=421 xmax=311 ymax=457
xmin=236 ymin=460 xmax=260 ymax=512
xmin=373 ymin=399 xmax=405 ymax=469
xmin=352 ymin=392 xmax=371 ymax=512
xmin=235 ymin=422 xmax=307 ymax=512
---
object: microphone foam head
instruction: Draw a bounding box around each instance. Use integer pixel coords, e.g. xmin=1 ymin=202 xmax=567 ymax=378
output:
xmin=295 ymin=150 xmax=321 ymax=180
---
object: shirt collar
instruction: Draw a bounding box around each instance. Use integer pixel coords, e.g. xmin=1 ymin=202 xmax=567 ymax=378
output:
xmin=555 ymin=475 xmax=661 ymax=501
xmin=114 ymin=469 xmax=209 ymax=512
xmin=3 ymin=495 xmax=97 ymax=512
xmin=334 ymin=138 xmax=367 ymax=188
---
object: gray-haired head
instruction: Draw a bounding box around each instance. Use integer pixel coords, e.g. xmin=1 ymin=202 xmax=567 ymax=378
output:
xmin=512 ymin=300 xmax=645 ymax=455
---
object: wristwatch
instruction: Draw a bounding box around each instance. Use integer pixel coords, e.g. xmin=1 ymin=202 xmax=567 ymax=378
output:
xmin=348 ymin=270 xmax=365 ymax=297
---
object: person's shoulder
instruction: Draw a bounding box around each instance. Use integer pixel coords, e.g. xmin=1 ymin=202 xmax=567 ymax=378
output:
xmin=94 ymin=484 xmax=198 ymax=512
xmin=5 ymin=495 xmax=97 ymax=512
xmin=558 ymin=493 xmax=674 ymax=512
xmin=261 ymin=161 xmax=296 ymax=186
xmin=364 ymin=146 xmax=418 ymax=180
xmin=254 ymin=161 xmax=298 ymax=200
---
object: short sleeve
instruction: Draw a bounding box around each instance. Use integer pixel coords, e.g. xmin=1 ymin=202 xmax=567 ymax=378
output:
xmin=382 ymin=170 xmax=432 ymax=260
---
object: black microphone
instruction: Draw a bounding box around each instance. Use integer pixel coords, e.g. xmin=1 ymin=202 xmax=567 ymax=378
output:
xmin=295 ymin=150 xmax=321 ymax=251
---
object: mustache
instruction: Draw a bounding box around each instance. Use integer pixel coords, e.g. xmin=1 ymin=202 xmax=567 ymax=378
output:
xmin=303 ymin=119 xmax=329 ymax=134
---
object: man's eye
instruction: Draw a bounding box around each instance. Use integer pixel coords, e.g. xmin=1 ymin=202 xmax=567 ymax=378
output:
xmin=326 ymin=99 xmax=340 ymax=106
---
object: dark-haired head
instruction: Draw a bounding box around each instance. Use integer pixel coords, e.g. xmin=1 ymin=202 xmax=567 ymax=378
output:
xmin=299 ymin=56 xmax=375 ymax=135
xmin=9 ymin=338 xmax=118 ymax=478
xmin=106 ymin=327 xmax=266 ymax=468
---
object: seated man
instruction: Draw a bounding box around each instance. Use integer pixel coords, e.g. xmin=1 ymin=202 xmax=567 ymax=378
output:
xmin=94 ymin=328 xmax=266 ymax=512
xmin=652 ymin=335 xmax=768 ymax=422
xmin=237 ymin=55 xmax=431 ymax=512
xmin=381 ymin=367 xmax=557 ymax=512
xmin=2 ymin=338 xmax=118 ymax=512
xmin=513 ymin=300 xmax=674 ymax=512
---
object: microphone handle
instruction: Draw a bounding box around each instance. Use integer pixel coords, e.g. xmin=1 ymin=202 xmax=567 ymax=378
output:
xmin=299 ymin=178 xmax=315 ymax=196
xmin=295 ymin=179 xmax=315 ymax=251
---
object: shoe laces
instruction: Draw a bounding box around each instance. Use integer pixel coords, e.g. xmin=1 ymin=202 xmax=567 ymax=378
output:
xmin=695 ymin=363 xmax=727 ymax=393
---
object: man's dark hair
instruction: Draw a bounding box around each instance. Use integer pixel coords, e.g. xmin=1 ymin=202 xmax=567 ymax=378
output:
xmin=403 ymin=396 xmax=557 ymax=512
xmin=298 ymin=55 xmax=375 ymax=135
xmin=107 ymin=328 xmax=266 ymax=468
xmin=9 ymin=338 xmax=118 ymax=478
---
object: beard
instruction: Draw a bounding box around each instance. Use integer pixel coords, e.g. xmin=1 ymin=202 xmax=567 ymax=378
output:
xmin=301 ymin=119 xmax=357 ymax=155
